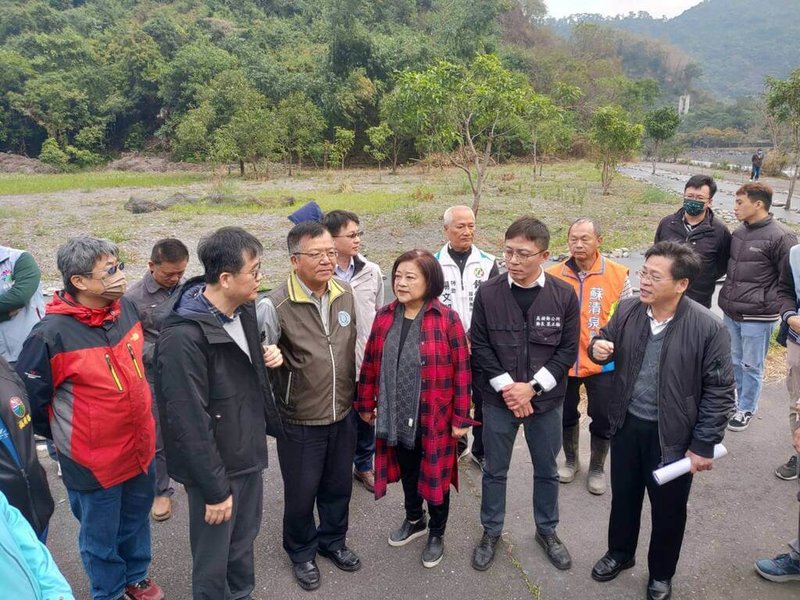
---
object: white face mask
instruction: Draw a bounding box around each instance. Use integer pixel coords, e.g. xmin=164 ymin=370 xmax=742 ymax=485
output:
xmin=98 ymin=271 xmax=127 ymax=300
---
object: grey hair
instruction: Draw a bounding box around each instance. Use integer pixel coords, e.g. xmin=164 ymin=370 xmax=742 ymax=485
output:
xmin=443 ymin=205 xmax=475 ymax=226
xmin=568 ymin=217 xmax=601 ymax=238
xmin=57 ymin=236 xmax=119 ymax=294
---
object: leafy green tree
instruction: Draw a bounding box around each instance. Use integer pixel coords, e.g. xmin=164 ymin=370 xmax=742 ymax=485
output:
xmin=37 ymin=137 xmax=68 ymax=170
xmin=364 ymin=122 xmax=392 ymax=176
xmin=765 ymin=69 xmax=800 ymax=208
xmin=524 ymin=93 xmax=569 ymax=179
xmin=172 ymin=102 xmax=215 ymax=162
xmin=329 ymin=127 xmax=355 ymax=170
xmin=644 ymin=106 xmax=680 ymax=174
xmin=273 ymin=91 xmax=326 ymax=175
xmin=589 ymin=105 xmax=644 ymax=195
xmin=212 ymin=107 xmax=276 ymax=176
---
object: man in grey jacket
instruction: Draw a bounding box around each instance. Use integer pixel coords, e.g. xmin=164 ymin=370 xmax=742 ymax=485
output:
xmin=0 ymin=246 xmax=45 ymax=364
xmin=588 ymin=241 xmax=735 ymax=600
xmin=324 ymin=210 xmax=385 ymax=493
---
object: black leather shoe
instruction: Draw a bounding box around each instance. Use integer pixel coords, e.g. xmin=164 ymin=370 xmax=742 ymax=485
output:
xmin=591 ymin=552 xmax=636 ymax=582
xmin=422 ymin=535 xmax=444 ymax=568
xmin=317 ymin=546 xmax=362 ymax=572
xmin=292 ymin=560 xmax=320 ymax=591
xmin=471 ymin=532 xmax=500 ymax=571
xmin=535 ymin=530 xmax=572 ymax=570
xmin=647 ymin=577 xmax=672 ymax=600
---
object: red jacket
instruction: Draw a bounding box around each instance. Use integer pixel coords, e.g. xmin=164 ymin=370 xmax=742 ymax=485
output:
xmin=356 ymin=299 xmax=473 ymax=504
xmin=15 ymin=293 xmax=154 ymax=491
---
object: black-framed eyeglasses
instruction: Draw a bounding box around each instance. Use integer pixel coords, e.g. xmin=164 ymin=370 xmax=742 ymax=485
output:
xmin=293 ymin=250 xmax=338 ymax=262
xmin=503 ymin=248 xmax=544 ymax=262
xmin=82 ymin=262 xmax=125 ymax=278
xmin=333 ymin=230 xmax=364 ymax=240
xmin=635 ymin=269 xmax=672 ymax=285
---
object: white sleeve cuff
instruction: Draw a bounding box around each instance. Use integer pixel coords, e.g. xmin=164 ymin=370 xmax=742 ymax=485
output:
xmin=489 ymin=372 xmax=514 ymax=392
xmin=531 ymin=367 xmax=557 ymax=392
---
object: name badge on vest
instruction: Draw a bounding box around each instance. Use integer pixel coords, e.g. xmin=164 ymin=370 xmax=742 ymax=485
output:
xmin=338 ymin=311 xmax=352 ymax=327
xmin=534 ymin=314 xmax=562 ymax=328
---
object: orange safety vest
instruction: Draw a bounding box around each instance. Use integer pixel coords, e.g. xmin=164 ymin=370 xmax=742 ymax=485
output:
xmin=546 ymin=254 xmax=629 ymax=378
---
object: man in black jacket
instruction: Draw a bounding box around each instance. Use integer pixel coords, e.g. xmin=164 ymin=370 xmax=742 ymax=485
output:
xmin=588 ymin=241 xmax=735 ymax=600
xmin=155 ymin=227 xmax=284 ymax=600
xmin=470 ymin=216 xmax=579 ymax=573
xmin=0 ymin=356 xmax=53 ymax=542
xmin=654 ymin=174 xmax=731 ymax=309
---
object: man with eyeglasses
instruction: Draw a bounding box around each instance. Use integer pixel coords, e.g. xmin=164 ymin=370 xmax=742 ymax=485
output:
xmin=16 ymin=236 xmax=164 ymax=600
xmin=587 ymin=241 xmax=734 ymax=600
xmin=470 ymin=216 xmax=579 ymax=573
xmin=434 ymin=205 xmax=500 ymax=470
xmin=258 ymin=220 xmax=361 ymax=591
xmin=323 ymin=210 xmax=385 ymax=493
xmin=154 ymin=227 xmax=283 ymax=599
xmin=719 ymin=182 xmax=797 ymax=432
xmin=654 ymin=175 xmax=732 ymax=309
xmin=125 ymin=238 xmax=189 ymax=523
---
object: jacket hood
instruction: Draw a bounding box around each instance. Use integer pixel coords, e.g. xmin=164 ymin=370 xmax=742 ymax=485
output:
xmin=46 ymin=291 xmax=121 ymax=327
xmin=174 ymin=278 xmax=211 ymax=318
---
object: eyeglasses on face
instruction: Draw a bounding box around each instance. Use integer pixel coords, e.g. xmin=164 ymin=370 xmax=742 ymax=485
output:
xmin=236 ymin=263 xmax=263 ymax=278
xmin=333 ymin=230 xmax=364 ymax=240
xmin=635 ymin=269 xmax=672 ymax=285
xmin=82 ymin=262 xmax=125 ymax=279
xmin=683 ymin=195 xmax=710 ymax=202
xmin=503 ymin=248 xmax=544 ymax=262
xmin=293 ymin=250 xmax=339 ymax=262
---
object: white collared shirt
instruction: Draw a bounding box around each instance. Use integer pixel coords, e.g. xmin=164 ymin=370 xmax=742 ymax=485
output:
xmin=646 ymin=306 xmax=674 ymax=335
xmin=507 ymin=266 xmax=546 ymax=289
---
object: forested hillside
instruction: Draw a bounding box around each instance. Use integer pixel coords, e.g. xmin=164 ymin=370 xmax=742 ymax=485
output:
xmin=0 ymin=0 xmax=702 ymax=168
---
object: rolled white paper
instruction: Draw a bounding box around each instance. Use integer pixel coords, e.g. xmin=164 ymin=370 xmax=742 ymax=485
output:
xmin=652 ymin=444 xmax=728 ymax=486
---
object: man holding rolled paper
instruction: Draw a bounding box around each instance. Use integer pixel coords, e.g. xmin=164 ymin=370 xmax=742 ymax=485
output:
xmin=587 ymin=241 xmax=735 ymax=600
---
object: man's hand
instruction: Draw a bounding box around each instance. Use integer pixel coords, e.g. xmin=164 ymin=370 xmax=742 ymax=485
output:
xmin=591 ymin=339 xmax=615 ymax=361
xmin=262 ymin=344 xmax=283 ymax=369
xmin=359 ymin=410 xmax=376 ymax=425
xmin=452 ymin=426 xmax=469 ymax=438
xmin=788 ymin=315 xmax=800 ymax=335
xmin=501 ymin=382 xmax=535 ymax=410
xmin=686 ymin=450 xmax=713 ymax=474
xmin=511 ymin=402 xmax=534 ymax=419
xmin=205 ymin=494 xmax=233 ymax=525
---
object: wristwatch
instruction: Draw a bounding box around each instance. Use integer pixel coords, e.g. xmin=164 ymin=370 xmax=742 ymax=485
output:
xmin=530 ymin=381 xmax=544 ymax=396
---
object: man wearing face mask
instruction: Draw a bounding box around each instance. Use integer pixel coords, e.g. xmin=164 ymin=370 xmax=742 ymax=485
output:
xmin=15 ymin=236 xmax=163 ymax=600
xmin=654 ymin=175 xmax=732 ymax=309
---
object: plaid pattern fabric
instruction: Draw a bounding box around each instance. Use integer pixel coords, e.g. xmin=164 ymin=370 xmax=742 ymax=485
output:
xmin=356 ymin=299 xmax=474 ymax=504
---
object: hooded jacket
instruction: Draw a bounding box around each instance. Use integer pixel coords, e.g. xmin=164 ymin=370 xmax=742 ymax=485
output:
xmin=15 ymin=293 xmax=154 ymax=491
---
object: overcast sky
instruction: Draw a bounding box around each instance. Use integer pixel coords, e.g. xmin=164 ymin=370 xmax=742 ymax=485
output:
xmin=545 ymin=0 xmax=704 ymax=19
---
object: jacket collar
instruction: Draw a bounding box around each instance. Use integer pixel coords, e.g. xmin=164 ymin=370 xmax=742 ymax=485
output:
xmin=383 ymin=298 xmax=445 ymax=316
xmin=674 ymin=206 xmax=717 ymax=229
xmin=287 ymin=272 xmax=346 ymax=304
xmin=46 ymin=291 xmax=121 ymax=327
xmin=743 ymin=214 xmax=774 ymax=229
xmin=563 ymin=253 xmax=604 ymax=278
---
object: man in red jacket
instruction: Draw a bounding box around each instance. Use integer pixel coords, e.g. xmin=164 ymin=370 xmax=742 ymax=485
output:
xmin=16 ymin=236 xmax=163 ymax=600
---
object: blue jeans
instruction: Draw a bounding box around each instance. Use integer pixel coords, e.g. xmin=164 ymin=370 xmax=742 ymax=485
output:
xmin=724 ymin=316 xmax=775 ymax=414
xmin=67 ymin=464 xmax=155 ymax=600
xmin=480 ymin=402 xmax=562 ymax=536
xmin=353 ymin=409 xmax=375 ymax=473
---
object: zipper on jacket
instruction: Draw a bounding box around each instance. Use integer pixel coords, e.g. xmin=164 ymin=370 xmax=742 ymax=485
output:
xmin=105 ymin=354 xmax=124 ymax=391
xmin=127 ymin=343 xmax=144 ymax=379
xmin=328 ymin=336 xmax=337 ymax=421
xmin=523 ymin=321 xmax=529 ymax=386
xmin=575 ymin=276 xmax=584 ymax=374
xmin=285 ymin=371 xmax=293 ymax=405
xmin=20 ymin=467 xmax=42 ymax=534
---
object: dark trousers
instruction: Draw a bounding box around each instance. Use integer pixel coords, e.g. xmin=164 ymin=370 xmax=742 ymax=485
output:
xmin=149 ymin=381 xmax=174 ymax=497
xmin=353 ymin=408 xmax=375 ymax=473
xmin=562 ymin=372 xmax=614 ymax=439
xmin=67 ymin=463 xmax=155 ymax=600
xmin=395 ymin=438 xmax=450 ymax=537
xmin=608 ymin=413 xmax=693 ymax=580
xmin=186 ymin=471 xmax=263 ymax=600
xmin=480 ymin=402 xmax=562 ymax=536
xmin=277 ymin=414 xmax=357 ymax=563
xmin=457 ymin=387 xmax=485 ymax=458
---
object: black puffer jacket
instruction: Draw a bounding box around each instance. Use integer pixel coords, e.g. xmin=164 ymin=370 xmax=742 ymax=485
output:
xmin=654 ymin=207 xmax=731 ymax=308
xmin=719 ymin=215 xmax=797 ymax=321
xmin=155 ymin=279 xmax=283 ymax=505
xmin=0 ymin=358 xmax=53 ymax=537
xmin=588 ymin=297 xmax=735 ymax=463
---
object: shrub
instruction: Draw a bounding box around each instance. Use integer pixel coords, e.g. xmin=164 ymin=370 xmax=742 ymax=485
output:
xmin=38 ymin=138 xmax=70 ymax=171
xmin=762 ymin=149 xmax=789 ymax=177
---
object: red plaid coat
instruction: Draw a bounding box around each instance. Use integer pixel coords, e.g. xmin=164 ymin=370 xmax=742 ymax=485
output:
xmin=356 ymin=299 xmax=474 ymax=505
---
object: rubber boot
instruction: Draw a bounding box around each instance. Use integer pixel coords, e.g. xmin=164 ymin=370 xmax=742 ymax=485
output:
xmin=558 ymin=425 xmax=580 ymax=483
xmin=587 ymin=435 xmax=609 ymax=495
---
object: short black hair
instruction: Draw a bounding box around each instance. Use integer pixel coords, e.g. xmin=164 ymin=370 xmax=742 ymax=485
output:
xmin=197 ymin=227 xmax=262 ymax=284
xmin=150 ymin=238 xmax=189 ymax=264
xmin=391 ymin=249 xmax=445 ymax=300
xmin=645 ymin=241 xmax=701 ymax=283
xmin=736 ymin=182 xmax=773 ymax=211
xmin=505 ymin=216 xmax=550 ymax=250
xmin=684 ymin=174 xmax=717 ymax=198
xmin=322 ymin=210 xmax=360 ymax=236
xmin=287 ymin=220 xmax=329 ymax=255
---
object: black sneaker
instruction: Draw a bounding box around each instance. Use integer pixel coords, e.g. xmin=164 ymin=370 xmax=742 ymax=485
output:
xmin=775 ymin=455 xmax=799 ymax=480
xmin=471 ymin=531 xmax=500 ymax=571
xmin=388 ymin=514 xmax=428 ymax=546
xmin=727 ymin=410 xmax=753 ymax=432
xmin=422 ymin=535 xmax=444 ymax=568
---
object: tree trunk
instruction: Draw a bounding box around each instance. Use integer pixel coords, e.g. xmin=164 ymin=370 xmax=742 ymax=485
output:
xmin=288 ymin=153 xmax=294 ymax=177
xmin=602 ymin=160 xmax=611 ymax=195
xmin=531 ymin=139 xmax=538 ymax=181
xmin=651 ymin=141 xmax=659 ymax=175
xmin=239 ymin=159 xmax=245 ymax=176
xmin=786 ymin=153 xmax=799 ymax=209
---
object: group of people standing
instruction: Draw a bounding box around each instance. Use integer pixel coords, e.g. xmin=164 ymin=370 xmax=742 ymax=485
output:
xmin=0 ymin=173 xmax=798 ymax=600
